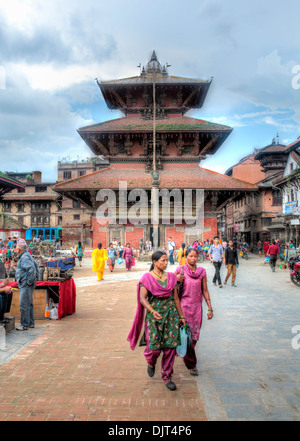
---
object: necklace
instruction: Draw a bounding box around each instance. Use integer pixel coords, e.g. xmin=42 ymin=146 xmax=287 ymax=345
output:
xmin=153 ymin=270 xmax=164 ymax=280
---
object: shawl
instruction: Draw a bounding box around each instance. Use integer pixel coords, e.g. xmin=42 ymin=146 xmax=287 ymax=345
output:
xmin=176 ymin=264 xmax=206 ymax=280
xmin=127 ymin=271 xmax=177 ymax=350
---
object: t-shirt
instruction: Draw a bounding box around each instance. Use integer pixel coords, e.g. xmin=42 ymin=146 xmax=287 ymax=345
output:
xmin=268 ymin=245 xmax=279 ymax=255
xmin=208 ymin=244 xmax=224 ymax=262
xmin=168 ymin=241 xmax=175 ymax=251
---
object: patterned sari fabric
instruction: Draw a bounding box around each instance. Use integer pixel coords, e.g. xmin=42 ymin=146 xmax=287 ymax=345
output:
xmin=127 ymin=272 xmax=178 ymax=350
xmin=127 ymin=272 xmax=179 ymax=383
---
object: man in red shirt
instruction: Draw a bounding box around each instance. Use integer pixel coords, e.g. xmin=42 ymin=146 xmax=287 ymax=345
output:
xmin=267 ymin=240 xmax=279 ymax=272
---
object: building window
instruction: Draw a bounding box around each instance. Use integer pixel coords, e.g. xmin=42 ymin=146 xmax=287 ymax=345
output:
xmin=63 ymin=171 xmax=72 ymax=180
xmin=18 ymin=204 xmax=24 ymax=212
xmin=45 ymin=216 xmax=50 ymax=223
xmin=4 ymin=202 xmax=11 ymax=212
xmin=78 ymin=170 xmax=86 ymax=177
xmin=17 ymin=188 xmax=25 ymax=193
xmin=272 ymin=190 xmax=282 ymax=206
xmin=74 ymin=215 xmax=80 ymax=221
xmin=73 ymin=200 xmax=81 ymax=208
xmin=291 ymin=163 xmax=294 ymax=172
xmin=35 ymin=186 xmax=47 ymax=193
xmin=57 ymin=216 xmax=62 ymax=225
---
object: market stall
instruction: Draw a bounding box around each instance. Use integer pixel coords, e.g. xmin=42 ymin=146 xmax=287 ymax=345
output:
xmin=7 ymin=279 xmax=76 ymax=320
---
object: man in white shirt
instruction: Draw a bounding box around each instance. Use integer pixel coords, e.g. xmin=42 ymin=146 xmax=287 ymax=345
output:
xmin=167 ymin=237 xmax=176 ymax=265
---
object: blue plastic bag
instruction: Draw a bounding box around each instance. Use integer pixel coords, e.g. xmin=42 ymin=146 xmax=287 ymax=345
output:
xmin=176 ymin=325 xmax=188 ymax=358
xmin=118 ymin=258 xmax=123 ymax=265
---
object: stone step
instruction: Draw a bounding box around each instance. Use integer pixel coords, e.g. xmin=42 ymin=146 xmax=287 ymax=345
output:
xmin=4 ymin=316 xmax=15 ymax=333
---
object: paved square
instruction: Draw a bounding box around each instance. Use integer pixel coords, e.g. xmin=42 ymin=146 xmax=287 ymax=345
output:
xmin=0 ymin=255 xmax=299 ymax=421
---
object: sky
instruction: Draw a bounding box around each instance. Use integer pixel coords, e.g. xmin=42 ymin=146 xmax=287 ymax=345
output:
xmin=0 ymin=0 xmax=300 ymax=181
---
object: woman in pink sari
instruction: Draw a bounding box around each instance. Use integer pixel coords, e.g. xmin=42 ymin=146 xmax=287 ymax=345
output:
xmin=175 ymin=248 xmax=213 ymax=375
xmin=127 ymin=251 xmax=186 ymax=391
xmin=122 ymin=243 xmax=134 ymax=271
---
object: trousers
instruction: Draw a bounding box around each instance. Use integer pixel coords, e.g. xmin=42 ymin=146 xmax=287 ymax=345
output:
xmin=169 ymin=250 xmax=175 ymax=265
xmin=183 ymin=340 xmax=198 ymax=370
xmin=269 ymin=254 xmax=277 ymax=270
xmin=225 ymin=264 xmax=237 ymax=284
xmin=213 ymin=261 xmax=222 ymax=285
xmin=144 ymin=320 xmax=176 ymax=383
xmin=19 ymin=284 xmax=35 ymax=328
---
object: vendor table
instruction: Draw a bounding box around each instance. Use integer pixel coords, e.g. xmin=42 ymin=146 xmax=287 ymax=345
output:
xmin=7 ymin=279 xmax=76 ymax=320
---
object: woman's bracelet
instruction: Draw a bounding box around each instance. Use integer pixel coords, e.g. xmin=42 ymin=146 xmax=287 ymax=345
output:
xmin=179 ymin=316 xmax=185 ymax=319
xmin=208 ymin=309 xmax=213 ymax=312
xmin=146 ymin=304 xmax=155 ymax=314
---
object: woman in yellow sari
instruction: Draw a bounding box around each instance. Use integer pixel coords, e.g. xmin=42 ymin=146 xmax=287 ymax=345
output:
xmin=177 ymin=243 xmax=186 ymax=266
xmin=92 ymin=243 xmax=108 ymax=281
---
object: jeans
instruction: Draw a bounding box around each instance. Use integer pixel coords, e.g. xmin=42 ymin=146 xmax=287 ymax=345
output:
xmin=169 ymin=250 xmax=175 ymax=265
xmin=0 ymin=292 xmax=12 ymax=321
xmin=213 ymin=261 xmax=222 ymax=285
xmin=19 ymin=284 xmax=35 ymax=328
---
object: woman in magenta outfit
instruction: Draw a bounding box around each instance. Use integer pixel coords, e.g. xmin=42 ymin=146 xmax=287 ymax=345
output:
xmin=175 ymin=248 xmax=213 ymax=375
xmin=127 ymin=251 xmax=186 ymax=391
xmin=122 ymin=243 xmax=134 ymax=271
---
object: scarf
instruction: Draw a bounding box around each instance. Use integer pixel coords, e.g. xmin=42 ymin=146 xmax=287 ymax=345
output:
xmin=127 ymin=271 xmax=177 ymax=350
xmin=182 ymin=264 xmax=206 ymax=279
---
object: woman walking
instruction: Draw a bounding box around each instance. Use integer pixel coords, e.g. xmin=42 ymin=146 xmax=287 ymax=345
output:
xmin=123 ymin=243 xmax=134 ymax=271
xmin=127 ymin=251 xmax=186 ymax=391
xmin=75 ymin=241 xmax=84 ymax=267
xmin=177 ymin=243 xmax=186 ymax=266
xmin=175 ymin=248 xmax=213 ymax=376
xmin=108 ymin=243 xmax=118 ymax=272
xmin=91 ymin=243 xmax=108 ymax=281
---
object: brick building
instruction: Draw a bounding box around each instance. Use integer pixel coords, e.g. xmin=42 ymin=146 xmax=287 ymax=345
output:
xmin=54 ymin=51 xmax=257 ymax=249
xmin=0 ymin=171 xmax=62 ymax=242
xmin=223 ymin=139 xmax=288 ymax=249
xmin=57 ymin=157 xmax=110 ymax=246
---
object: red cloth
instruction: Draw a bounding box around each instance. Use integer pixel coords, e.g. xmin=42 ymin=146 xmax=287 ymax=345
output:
xmin=7 ymin=279 xmax=76 ymax=320
xmin=267 ymin=244 xmax=279 ymax=255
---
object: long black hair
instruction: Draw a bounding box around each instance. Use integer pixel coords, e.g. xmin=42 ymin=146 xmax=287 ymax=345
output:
xmin=149 ymin=250 xmax=167 ymax=272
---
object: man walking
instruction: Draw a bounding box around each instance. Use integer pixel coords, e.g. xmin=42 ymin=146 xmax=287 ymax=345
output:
xmin=208 ymin=236 xmax=224 ymax=288
xmin=15 ymin=239 xmax=38 ymax=331
xmin=167 ymin=237 xmax=175 ymax=265
xmin=224 ymin=239 xmax=239 ymax=287
xmin=267 ymin=240 xmax=279 ymax=272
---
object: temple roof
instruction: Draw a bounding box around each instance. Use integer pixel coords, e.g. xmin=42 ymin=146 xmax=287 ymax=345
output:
xmin=54 ymin=167 xmax=257 ymax=192
xmin=254 ymin=143 xmax=287 ymax=160
xmin=78 ymin=115 xmax=232 ymax=134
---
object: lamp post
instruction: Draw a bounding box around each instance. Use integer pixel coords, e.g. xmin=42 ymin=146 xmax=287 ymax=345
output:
xmin=151 ymin=68 xmax=160 ymax=251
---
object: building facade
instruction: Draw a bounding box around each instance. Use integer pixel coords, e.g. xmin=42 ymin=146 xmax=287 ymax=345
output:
xmin=0 ymin=171 xmax=62 ymax=242
xmin=223 ymin=140 xmax=289 ymax=249
xmin=54 ymin=51 xmax=257 ymax=248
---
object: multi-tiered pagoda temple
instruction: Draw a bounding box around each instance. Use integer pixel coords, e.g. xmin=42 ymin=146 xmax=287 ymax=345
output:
xmin=54 ymin=51 xmax=257 ymax=248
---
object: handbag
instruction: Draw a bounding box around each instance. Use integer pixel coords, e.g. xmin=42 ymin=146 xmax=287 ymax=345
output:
xmin=117 ymin=258 xmax=123 ymax=264
xmin=176 ymin=325 xmax=188 ymax=358
xmin=132 ymin=257 xmax=135 ymax=266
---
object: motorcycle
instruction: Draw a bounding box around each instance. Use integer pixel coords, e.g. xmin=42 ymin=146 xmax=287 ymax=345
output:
xmin=240 ymin=247 xmax=249 ymax=260
xmin=288 ymin=255 xmax=300 ymax=287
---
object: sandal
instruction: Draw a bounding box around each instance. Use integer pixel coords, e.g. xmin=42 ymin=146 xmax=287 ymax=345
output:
xmin=190 ymin=368 xmax=199 ymax=376
xmin=16 ymin=326 xmax=28 ymax=331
